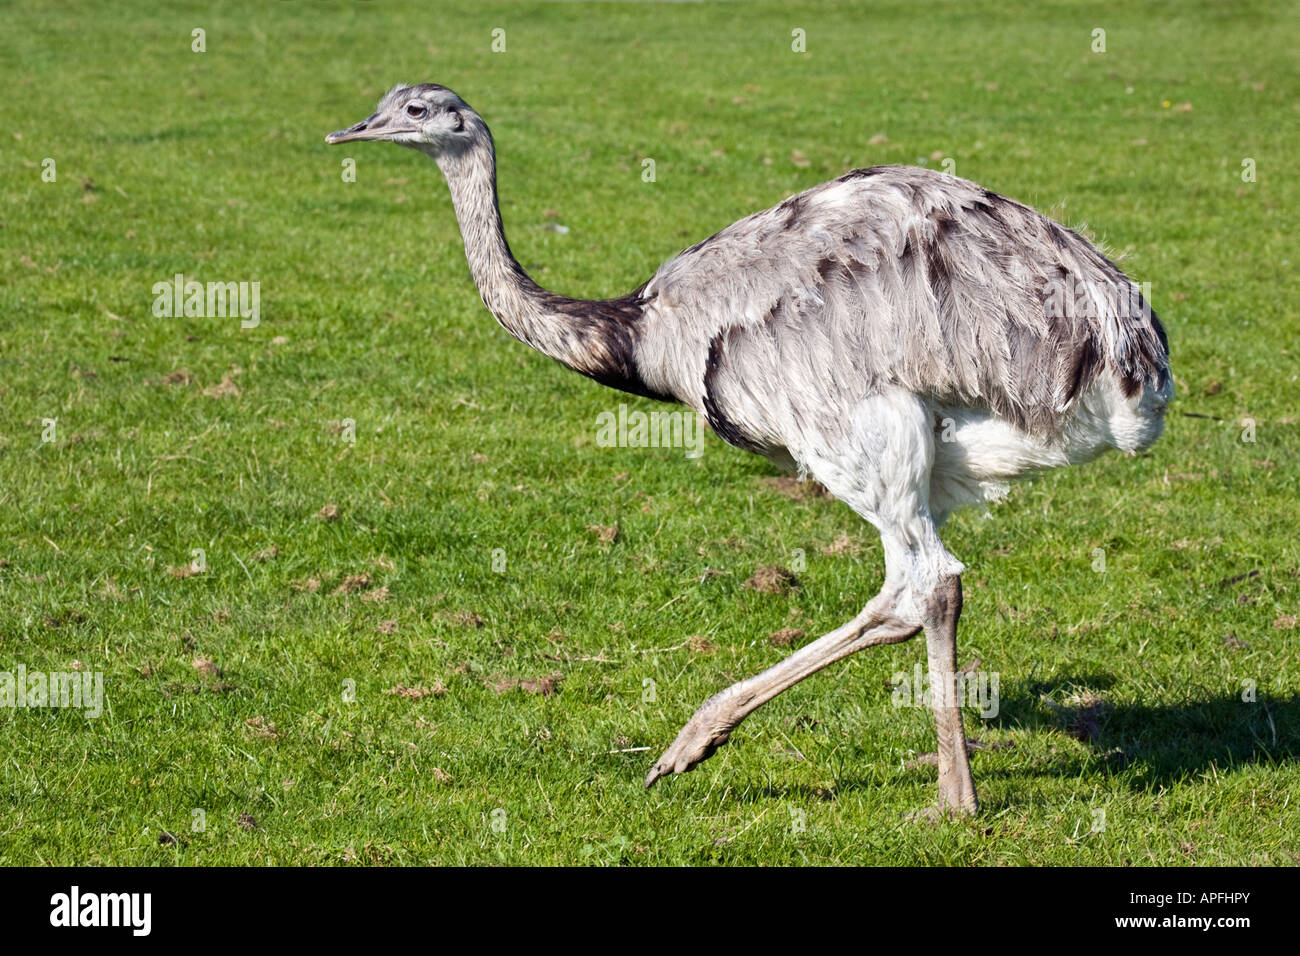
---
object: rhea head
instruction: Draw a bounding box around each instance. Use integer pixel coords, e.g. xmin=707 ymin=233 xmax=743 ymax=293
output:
xmin=325 ymin=84 xmax=487 ymax=159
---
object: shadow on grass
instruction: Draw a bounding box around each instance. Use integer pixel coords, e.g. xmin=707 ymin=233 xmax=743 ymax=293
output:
xmin=739 ymin=674 xmax=1298 ymax=806
xmin=983 ymin=674 xmax=1299 ymax=789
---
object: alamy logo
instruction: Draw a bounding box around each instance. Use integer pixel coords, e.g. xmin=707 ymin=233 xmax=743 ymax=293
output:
xmin=0 ymin=666 xmax=103 ymax=718
xmin=49 ymin=886 xmax=151 ymax=936
xmin=1038 ymin=274 xmax=1152 ymax=321
xmin=595 ymin=403 xmax=704 ymax=458
xmin=891 ymin=663 xmax=1000 ymax=718
xmin=152 ymin=272 xmax=260 ymax=328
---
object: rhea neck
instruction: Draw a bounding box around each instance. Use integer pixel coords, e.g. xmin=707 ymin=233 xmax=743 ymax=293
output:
xmin=432 ymin=132 xmax=658 ymax=399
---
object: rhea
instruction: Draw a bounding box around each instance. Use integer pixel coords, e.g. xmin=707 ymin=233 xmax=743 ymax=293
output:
xmin=326 ymin=84 xmax=1171 ymax=816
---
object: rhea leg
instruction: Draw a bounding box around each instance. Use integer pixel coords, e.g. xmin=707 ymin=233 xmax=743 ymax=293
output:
xmin=644 ymin=583 xmax=920 ymax=786
xmin=644 ymin=565 xmax=979 ymax=817
xmin=921 ymin=573 xmax=978 ymax=816
xmin=645 ymin=389 xmax=978 ymax=811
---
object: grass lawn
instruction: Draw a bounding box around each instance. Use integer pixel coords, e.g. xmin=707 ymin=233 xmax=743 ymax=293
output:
xmin=1 ymin=0 xmax=1297 ymax=865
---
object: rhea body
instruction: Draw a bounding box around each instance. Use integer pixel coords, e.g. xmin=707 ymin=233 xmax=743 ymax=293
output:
xmin=327 ymin=84 xmax=1171 ymax=815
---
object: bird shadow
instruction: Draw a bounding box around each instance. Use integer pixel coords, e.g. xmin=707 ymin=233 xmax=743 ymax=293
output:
xmin=976 ymin=673 xmax=1298 ymax=789
xmin=749 ymin=672 xmax=1299 ymax=805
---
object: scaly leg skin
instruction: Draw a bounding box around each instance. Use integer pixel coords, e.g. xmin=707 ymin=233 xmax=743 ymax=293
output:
xmin=910 ymin=574 xmax=978 ymax=820
xmin=643 ymin=688 xmax=744 ymax=785
xmin=645 ymin=590 xmax=919 ymax=787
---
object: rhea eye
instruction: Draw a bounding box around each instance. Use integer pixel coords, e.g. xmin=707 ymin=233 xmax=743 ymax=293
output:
xmin=405 ymin=103 xmax=427 ymax=119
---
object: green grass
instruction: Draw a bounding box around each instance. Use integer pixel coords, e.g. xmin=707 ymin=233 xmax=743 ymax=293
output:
xmin=1 ymin=0 xmax=1297 ymax=865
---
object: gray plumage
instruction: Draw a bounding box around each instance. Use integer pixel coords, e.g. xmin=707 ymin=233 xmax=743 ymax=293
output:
xmin=327 ymin=84 xmax=1172 ymax=815
xmin=640 ymin=166 xmax=1168 ymax=441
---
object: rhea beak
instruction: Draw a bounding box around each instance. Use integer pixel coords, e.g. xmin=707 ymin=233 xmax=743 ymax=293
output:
xmin=325 ymin=113 xmax=409 ymax=145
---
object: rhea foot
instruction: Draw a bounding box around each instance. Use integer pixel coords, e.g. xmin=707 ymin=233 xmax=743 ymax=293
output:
xmin=644 ymin=691 xmax=744 ymax=787
xmin=903 ymin=779 xmax=979 ymax=823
